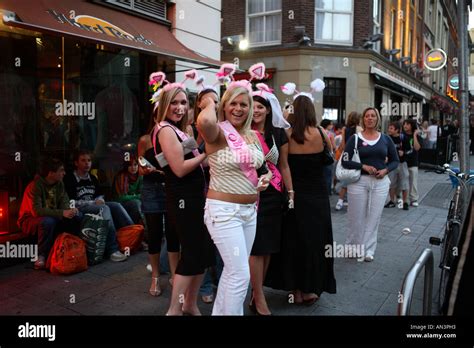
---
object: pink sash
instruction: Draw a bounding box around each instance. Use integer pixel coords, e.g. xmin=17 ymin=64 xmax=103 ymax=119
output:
xmin=152 ymin=121 xmax=200 ymax=158
xmin=254 ymin=131 xmax=283 ymax=192
xmin=218 ymin=121 xmax=258 ymax=187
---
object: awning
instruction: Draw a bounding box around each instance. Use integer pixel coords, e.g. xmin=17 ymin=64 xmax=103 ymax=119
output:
xmin=0 ymin=0 xmax=223 ymax=68
xmin=370 ymin=66 xmax=426 ymax=99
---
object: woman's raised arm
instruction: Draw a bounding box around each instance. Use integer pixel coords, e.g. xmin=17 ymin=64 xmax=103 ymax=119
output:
xmin=196 ymin=97 xmax=220 ymax=144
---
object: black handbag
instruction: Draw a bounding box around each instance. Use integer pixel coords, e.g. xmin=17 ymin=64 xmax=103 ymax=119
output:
xmin=317 ymin=126 xmax=335 ymax=165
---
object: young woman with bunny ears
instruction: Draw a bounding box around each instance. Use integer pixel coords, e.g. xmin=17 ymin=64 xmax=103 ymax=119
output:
xmin=248 ymin=82 xmax=293 ymax=316
xmin=265 ymin=79 xmax=337 ymax=305
xmin=197 ymin=63 xmax=272 ymax=315
xmin=149 ymin=71 xmax=215 ymax=315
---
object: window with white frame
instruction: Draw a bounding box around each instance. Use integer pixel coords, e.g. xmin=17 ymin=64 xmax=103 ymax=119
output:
xmin=400 ymin=21 xmax=405 ymax=53
xmin=443 ymin=22 xmax=448 ymax=51
xmin=247 ymin=0 xmax=282 ymax=46
xmin=408 ymin=29 xmax=412 ymax=58
xmin=315 ymin=0 xmax=353 ymax=45
xmin=428 ymin=0 xmax=433 ymax=28
xmin=373 ymin=0 xmax=382 ymax=52
xmin=390 ymin=10 xmax=395 ymax=49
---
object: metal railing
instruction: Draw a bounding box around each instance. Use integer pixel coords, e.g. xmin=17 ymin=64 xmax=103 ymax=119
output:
xmin=398 ymin=248 xmax=434 ymax=315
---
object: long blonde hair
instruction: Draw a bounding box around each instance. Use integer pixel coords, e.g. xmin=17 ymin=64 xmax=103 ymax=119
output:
xmin=217 ymin=86 xmax=254 ymax=135
xmin=155 ymin=86 xmax=189 ymax=132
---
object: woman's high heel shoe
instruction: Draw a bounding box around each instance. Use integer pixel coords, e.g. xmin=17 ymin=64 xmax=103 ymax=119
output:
xmin=149 ymin=277 xmax=162 ymax=297
xmin=249 ymin=297 xmax=272 ymax=316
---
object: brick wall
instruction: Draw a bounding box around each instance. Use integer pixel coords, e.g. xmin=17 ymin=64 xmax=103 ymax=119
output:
xmin=222 ymin=0 xmax=315 ymax=49
xmin=282 ymin=0 xmax=314 ymax=45
xmin=353 ymin=0 xmax=372 ymax=47
xmin=221 ymin=0 xmax=246 ymax=39
xmin=222 ymin=0 xmax=373 ymax=50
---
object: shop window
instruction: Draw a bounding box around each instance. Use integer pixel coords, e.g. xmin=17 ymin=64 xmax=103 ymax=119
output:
xmin=322 ymin=78 xmax=346 ymax=122
xmin=0 ymin=29 xmax=158 ymax=229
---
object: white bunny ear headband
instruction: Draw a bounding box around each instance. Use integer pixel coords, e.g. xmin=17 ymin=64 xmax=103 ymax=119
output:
xmin=252 ymin=83 xmax=290 ymax=129
xmin=280 ymin=78 xmax=326 ymax=102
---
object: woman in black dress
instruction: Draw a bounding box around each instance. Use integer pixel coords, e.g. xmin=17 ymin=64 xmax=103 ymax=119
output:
xmin=266 ymin=94 xmax=336 ymax=304
xmin=153 ymin=81 xmax=215 ymax=315
xmin=249 ymin=87 xmax=293 ymax=315
xmin=138 ymin=114 xmax=180 ymax=297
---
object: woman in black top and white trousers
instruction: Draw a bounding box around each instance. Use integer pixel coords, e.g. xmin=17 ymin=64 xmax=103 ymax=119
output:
xmin=342 ymin=107 xmax=399 ymax=262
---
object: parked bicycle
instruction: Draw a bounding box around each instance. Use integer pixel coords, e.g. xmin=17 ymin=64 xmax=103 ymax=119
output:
xmin=422 ymin=163 xmax=474 ymax=314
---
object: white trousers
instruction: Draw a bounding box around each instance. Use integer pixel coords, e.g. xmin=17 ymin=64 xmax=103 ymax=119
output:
xmin=204 ymin=198 xmax=257 ymax=315
xmin=408 ymin=166 xmax=419 ymax=202
xmin=346 ymin=175 xmax=390 ymax=258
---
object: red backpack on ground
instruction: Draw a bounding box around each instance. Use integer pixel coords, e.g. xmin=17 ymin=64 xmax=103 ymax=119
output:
xmin=46 ymin=233 xmax=88 ymax=275
xmin=116 ymin=224 xmax=144 ymax=254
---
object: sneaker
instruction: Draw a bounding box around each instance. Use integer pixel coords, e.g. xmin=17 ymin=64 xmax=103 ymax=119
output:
xmin=410 ymin=201 xmax=419 ymax=207
xmin=343 ymin=200 xmax=349 ymax=206
xmin=335 ymin=200 xmax=344 ymax=211
xmin=364 ymin=255 xmax=374 ymax=262
xmin=403 ymin=202 xmax=409 ymax=211
xmin=357 ymin=256 xmax=366 ymax=262
xmin=34 ymin=255 xmax=46 ymax=270
xmin=384 ymin=201 xmax=395 ymax=208
xmin=110 ymin=251 xmax=127 ymax=262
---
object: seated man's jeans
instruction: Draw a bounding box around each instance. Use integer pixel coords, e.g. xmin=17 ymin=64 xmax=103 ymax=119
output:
xmin=21 ymin=215 xmax=82 ymax=257
xmin=105 ymin=202 xmax=134 ymax=229
xmin=78 ymin=202 xmax=133 ymax=255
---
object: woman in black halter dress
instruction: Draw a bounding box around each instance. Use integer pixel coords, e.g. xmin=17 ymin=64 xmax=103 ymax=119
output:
xmin=265 ymin=95 xmax=336 ymax=303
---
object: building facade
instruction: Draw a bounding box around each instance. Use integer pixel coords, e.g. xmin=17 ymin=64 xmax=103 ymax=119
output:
xmin=222 ymin=0 xmax=460 ymax=128
xmin=171 ymin=0 xmax=221 ymax=92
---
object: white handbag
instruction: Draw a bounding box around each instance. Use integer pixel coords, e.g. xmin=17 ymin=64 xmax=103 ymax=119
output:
xmin=335 ymin=134 xmax=361 ymax=184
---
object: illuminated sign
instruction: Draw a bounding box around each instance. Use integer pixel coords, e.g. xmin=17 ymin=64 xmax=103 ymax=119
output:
xmin=424 ymin=48 xmax=447 ymax=71
xmin=47 ymin=10 xmax=153 ymax=45
xmin=448 ymin=74 xmax=459 ymax=90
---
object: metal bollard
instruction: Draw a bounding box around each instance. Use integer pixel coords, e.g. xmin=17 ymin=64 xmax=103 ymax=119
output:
xmin=398 ymin=248 xmax=434 ymax=315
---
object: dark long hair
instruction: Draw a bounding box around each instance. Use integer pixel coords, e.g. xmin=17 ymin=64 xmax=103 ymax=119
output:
xmin=288 ymin=95 xmax=316 ymax=144
xmin=194 ymin=88 xmax=219 ymax=122
xmin=252 ymin=95 xmax=274 ymax=149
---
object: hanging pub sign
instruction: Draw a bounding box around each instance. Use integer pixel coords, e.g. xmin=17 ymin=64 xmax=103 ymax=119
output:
xmin=424 ymin=48 xmax=447 ymax=71
xmin=448 ymin=74 xmax=459 ymax=90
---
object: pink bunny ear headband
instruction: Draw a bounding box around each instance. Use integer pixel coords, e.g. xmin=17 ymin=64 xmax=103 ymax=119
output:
xmin=149 ymin=69 xmax=199 ymax=106
xmin=280 ymin=79 xmax=326 ymax=102
xmin=202 ymin=62 xmax=267 ymax=95
xmin=252 ymin=83 xmax=290 ymax=129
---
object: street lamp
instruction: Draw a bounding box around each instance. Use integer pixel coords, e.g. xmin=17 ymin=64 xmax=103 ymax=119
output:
xmin=362 ymin=33 xmax=384 ymax=49
xmin=388 ymin=48 xmax=401 ymax=62
xmin=222 ymin=35 xmax=249 ymax=51
xmin=295 ymin=26 xmax=311 ymax=46
xmin=399 ymin=56 xmax=411 ymax=68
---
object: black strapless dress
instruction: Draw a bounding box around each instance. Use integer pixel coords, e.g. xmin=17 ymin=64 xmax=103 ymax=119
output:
xmin=265 ymin=152 xmax=337 ymax=296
